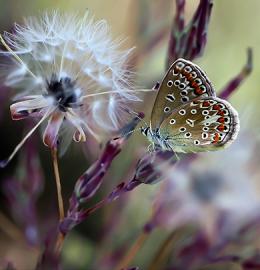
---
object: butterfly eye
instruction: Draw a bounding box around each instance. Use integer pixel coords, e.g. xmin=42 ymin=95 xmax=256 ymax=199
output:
xmin=179 ymin=127 xmax=186 ymax=132
xmin=204 ymin=122 xmax=210 ymax=126
xmin=204 ymin=115 xmax=211 ymax=120
xmin=184 ymin=65 xmax=192 ymax=73
xmin=167 ymin=80 xmax=173 ymax=87
xmin=191 ymin=109 xmax=197 ymax=114
xmin=190 ymin=71 xmax=197 ymax=78
xmin=194 ymin=140 xmax=200 ymax=145
xmin=174 ymin=80 xmax=180 ymax=86
xmin=203 ymin=126 xmax=209 ymax=132
xmin=169 ymin=119 xmax=176 ymax=125
xmin=179 ymin=109 xmax=186 ymax=115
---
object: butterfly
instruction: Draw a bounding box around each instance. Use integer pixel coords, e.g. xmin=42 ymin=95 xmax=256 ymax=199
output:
xmin=141 ymin=58 xmax=240 ymax=153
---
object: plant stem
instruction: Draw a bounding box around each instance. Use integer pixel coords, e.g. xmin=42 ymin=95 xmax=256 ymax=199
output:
xmin=147 ymin=227 xmax=196 ymax=270
xmin=115 ymin=231 xmax=149 ymax=270
xmin=51 ymin=148 xmax=64 ymax=220
xmin=51 ymin=148 xmax=65 ymax=253
xmin=147 ymin=230 xmax=177 ymax=270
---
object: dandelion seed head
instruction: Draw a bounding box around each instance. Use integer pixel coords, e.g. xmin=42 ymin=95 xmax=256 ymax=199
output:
xmin=1 ymin=11 xmax=139 ymax=157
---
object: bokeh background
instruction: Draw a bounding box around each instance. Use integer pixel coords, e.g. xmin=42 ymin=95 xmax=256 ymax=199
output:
xmin=0 ymin=1 xmax=259 ymax=269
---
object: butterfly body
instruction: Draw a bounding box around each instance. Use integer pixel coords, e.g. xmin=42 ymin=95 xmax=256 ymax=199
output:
xmin=142 ymin=59 xmax=239 ymax=153
xmin=141 ymin=126 xmax=173 ymax=152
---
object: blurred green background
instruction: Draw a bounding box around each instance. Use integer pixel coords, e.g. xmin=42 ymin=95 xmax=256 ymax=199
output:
xmin=0 ymin=1 xmax=259 ymax=269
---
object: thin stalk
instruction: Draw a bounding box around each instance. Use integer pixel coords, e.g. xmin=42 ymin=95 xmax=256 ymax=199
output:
xmin=115 ymin=231 xmax=149 ymax=270
xmin=148 ymin=227 xmax=196 ymax=270
xmin=147 ymin=230 xmax=177 ymax=270
xmin=51 ymin=148 xmax=64 ymax=220
xmin=80 ymin=88 xmax=154 ymax=101
xmin=51 ymin=148 xmax=65 ymax=253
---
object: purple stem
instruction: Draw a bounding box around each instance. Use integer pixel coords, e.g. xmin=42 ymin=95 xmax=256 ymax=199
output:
xmin=60 ymin=114 xmax=144 ymax=235
xmin=167 ymin=0 xmax=185 ymax=66
xmin=219 ymin=48 xmax=253 ymax=99
xmin=183 ymin=0 xmax=213 ymax=60
xmin=79 ymin=179 xmax=142 ymax=220
xmin=60 ymin=177 xmax=142 ymax=235
xmin=167 ymin=0 xmax=213 ymax=68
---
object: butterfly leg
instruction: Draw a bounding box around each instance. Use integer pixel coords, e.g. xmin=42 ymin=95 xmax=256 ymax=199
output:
xmin=174 ymin=151 xmax=180 ymax=161
xmin=147 ymin=143 xmax=155 ymax=154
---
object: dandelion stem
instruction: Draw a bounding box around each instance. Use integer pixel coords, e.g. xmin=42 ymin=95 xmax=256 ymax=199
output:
xmin=55 ymin=231 xmax=65 ymax=254
xmin=80 ymin=88 xmax=155 ymax=101
xmin=0 ymin=34 xmax=38 ymax=80
xmin=51 ymin=147 xmax=65 ymax=253
xmin=115 ymin=231 xmax=149 ymax=270
xmin=51 ymin=148 xmax=65 ymax=221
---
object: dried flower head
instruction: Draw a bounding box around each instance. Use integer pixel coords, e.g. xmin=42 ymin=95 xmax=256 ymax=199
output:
xmin=0 ymin=11 xmax=140 ymax=165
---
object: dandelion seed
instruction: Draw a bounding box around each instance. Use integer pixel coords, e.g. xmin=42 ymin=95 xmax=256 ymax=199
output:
xmin=0 ymin=11 xmax=150 ymax=165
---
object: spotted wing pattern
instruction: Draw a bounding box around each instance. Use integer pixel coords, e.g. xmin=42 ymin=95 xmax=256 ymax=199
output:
xmin=159 ymin=97 xmax=240 ymax=153
xmin=151 ymin=58 xmax=216 ymax=129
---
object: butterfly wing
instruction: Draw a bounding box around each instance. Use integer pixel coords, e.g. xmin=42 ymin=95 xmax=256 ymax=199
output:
xmin=159 ymin=97 xmax=239 ymax=153
xmin=151 ymin=58 xmax=216 ymax=130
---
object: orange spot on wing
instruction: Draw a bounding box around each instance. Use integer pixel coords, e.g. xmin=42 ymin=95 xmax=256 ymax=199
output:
xmin=213 ymin=133 xmax=220 ymax=144
xmin=217 ymin=124 xmax=225 ymax=132
xmin=213 ymin=104 xmax=220 ymax=111
xmin=218 ymin=117 xmax=225 ymax=123
xmin=191 ymin=81 xmax=197 ymax=88
xmin=195 ymin=87 xmax=203 ymax=95
xmin=202 ymin=101 xmax=210 ymax=107
xmin=217 ymin=110 xmax=225 ymax=116
xmin=187 ymin=74 xmax=193 ymax=80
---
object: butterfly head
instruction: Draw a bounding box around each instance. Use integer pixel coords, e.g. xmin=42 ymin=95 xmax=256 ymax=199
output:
xmin=141 ymin=126 xmax=150 ymax=137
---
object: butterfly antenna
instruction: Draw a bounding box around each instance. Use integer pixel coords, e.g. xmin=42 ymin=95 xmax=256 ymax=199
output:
xmin=124 ymin=108 xmax=149 ymax=128
xmin=120 ymin=126 xmax=143 ymax=138
xmin=119 ymin=109 xmax=149 ymax=139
